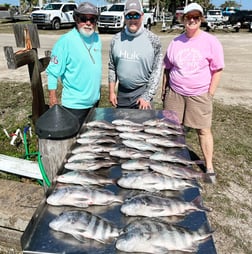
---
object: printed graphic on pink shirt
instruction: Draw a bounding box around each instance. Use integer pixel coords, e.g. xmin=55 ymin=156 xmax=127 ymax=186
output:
xmin=176 ymin=47 xmax=202 ymax=75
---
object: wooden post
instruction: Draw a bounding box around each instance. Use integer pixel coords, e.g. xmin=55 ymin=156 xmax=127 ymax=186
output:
xmin=3 ymin=24 xmax=49 ymax=124
xmin=38 ymin=138 xmax=75 ymax=190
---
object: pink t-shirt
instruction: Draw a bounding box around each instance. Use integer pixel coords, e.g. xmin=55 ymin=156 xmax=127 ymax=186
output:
xmin=163 ymin=31 xmax=224 ymax=96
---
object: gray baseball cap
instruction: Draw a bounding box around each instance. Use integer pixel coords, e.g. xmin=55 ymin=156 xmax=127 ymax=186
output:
xmin=124 ymin=0 xmax=143 ymax=15
xmin=74 ymin=2 xmax=99 ymax=16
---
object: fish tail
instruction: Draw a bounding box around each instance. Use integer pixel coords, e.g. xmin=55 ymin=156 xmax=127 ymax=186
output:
xmin=192 ymin=195 xmax=212 ymax=212
xmin=189 ymin=179 xmax=202 ymax=190
xmin=197 ymin=220 xmax=214 ymax=236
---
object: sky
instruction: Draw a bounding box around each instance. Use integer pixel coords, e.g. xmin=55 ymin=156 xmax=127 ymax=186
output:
xmin=0 ymin=0 xmax=252 ymax=10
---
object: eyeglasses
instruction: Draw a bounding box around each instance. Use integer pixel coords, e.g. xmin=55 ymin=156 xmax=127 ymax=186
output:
xmin=125 ymin=13 xmax=141 ymax=20
xmin=184 ymin=15 xmax=201 ymax=21
xmin=78 ymin=15 xmax=97 ymax=24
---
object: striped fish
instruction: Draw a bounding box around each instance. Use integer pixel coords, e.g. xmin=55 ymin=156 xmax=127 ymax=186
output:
xmin=120 ymin=193 xmax=210 ymax=217
xmin=49 ymin=210 xmax=119 ymax=244
xmin=116 ymin=217 xmax=213 ymax=253
xmin=46 ymin=185 xmax=122 ymax=207
xmin=117 ymin=171 xmax=201 ymax=192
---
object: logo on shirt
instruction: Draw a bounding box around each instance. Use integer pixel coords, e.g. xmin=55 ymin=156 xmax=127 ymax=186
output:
xmin=119 ymin=50 xmax=140 ymax=61
xmin=50 ymin=55 xmax=58 ymax=64
xmin=176 ymin=48 xmax=202 ymax=74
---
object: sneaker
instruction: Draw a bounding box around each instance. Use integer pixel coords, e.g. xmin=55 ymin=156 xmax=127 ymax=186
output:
xmin=206 ymin=168 xmax=216 ymax=184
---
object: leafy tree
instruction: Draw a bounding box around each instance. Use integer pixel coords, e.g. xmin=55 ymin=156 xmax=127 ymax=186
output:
xmin=219 ymin=1 xmax=241 ymax=9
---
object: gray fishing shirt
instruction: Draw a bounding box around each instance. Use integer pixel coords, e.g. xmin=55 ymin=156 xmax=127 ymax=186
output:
xmin=108 ymin=27 xmax=163 ymax=104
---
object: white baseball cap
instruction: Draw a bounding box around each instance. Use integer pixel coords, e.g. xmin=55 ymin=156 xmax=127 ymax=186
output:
xmin=184 ymin=3 xmax=203 ymax=15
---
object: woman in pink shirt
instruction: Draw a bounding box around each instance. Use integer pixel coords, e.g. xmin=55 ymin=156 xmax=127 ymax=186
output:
xmin=162 ymin=3 xmax=224 ymax=181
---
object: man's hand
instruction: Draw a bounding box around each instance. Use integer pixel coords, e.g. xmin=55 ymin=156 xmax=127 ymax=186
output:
xmin=49 ymin=90 xmax=58 ymax=107
xmin=137 ymin=98 xmax=152 ymax=110
xmin=109 ymin=92 xmax=118 ymax=107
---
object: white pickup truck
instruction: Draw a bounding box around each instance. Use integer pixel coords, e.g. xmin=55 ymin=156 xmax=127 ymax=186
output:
xmin=97 ymin=3 xmax=155 ymax=33
xmin=30 ymin=2 xmax=78 ymax=30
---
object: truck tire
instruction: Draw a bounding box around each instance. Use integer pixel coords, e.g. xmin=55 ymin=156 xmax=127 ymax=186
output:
xmin=52 ymin=18 xmax=61 ymax=30
xmin=98 ymin=28 xmax=104 ymax=33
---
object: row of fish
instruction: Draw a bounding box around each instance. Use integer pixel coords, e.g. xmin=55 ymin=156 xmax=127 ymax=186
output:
xmin=47 ymin=118 xmax=213 ymax=253
xmin=49 ymin=210 xmax=213 ymax=253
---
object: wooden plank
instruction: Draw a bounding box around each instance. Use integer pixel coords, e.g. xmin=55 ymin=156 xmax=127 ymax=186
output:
xmin=13 ymin=23 xmax=40 ymax=48
xmin=3 ymin=47 xmax=35 ymax=69
xmin=0 ymin=227 xmax=22 ymax=252
xmin=38 ymin=56 xmax=50 ymax=73
xmin=27 ymin=53 xmax=49 ymax=123
xmin=0 ymin=179 xmax=44 ymax=251
xmin=3 ymin=46 xmax=17 ymax=69
xmin=0 ymin=154 xmax=43 ymax=180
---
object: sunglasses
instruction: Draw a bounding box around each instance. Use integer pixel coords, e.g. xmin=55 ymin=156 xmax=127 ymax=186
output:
xmin=78 ymin=15 xmax=97 ymax=24
xmin=125 ymin=14 xmax=141 ymax=20
xmin=184 ymin=15 xmax=201 ymax=21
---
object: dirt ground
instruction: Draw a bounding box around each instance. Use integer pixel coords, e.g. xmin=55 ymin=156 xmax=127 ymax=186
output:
xmin=0 ymin=31 xmax=251 ymax=110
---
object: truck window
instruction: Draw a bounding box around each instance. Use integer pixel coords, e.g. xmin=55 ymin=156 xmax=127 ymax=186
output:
xmin=109 ymin=5 xmax=124 ymax=12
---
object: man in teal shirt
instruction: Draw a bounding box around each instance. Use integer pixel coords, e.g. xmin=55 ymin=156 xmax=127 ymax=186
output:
xmin=46 ymin=2 xmax=102 ymax=124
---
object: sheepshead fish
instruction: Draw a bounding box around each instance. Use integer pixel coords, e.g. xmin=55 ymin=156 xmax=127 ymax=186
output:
xmin=117 ymin=171 xmax=200 ymax=192
xmin=77 ymin=136 xmax=117 ymax=145
xmin=145 ymin=137 xmax=187 ymax=148
xmin=49 ymin=210 xmax=119 ymax=244
xmin=79 ymin=128 xmax=118 ymax=138
xmin=119 ymin=132 xmax=154 ymax=141
xmin=67 ymin=152 xmax=108 ymax=162
xmin=109 ymin=148 xmax=152 ymax=159
xmin=55 ymin=170 xmax=114 ymax=186
xmin=143 ymin=118 xmax=181 ymax=130
xmin=112 ymin=119 xmax=143 ymax=127
xmin=144 ymin=126 xmax=184 ymax=136
xmin=121 ymin=158 xmax=150 ymax=171
xmin=120 ymin=193 xmax=210 ymax=217
xmin=71 ymin=144 xmax=117 ymax=154
xmin=64 ymin=159 xmax=117 ymax=171
xmin=46 ymin=185 xmax=122 ymax=207
xmin=149 ymin=161 xmax=209 ymax=181
xmin=116 ymin=217 xmax=213 ymax=253
xmin=122 ymin=139 xmax=164 ymax=152
xmin=115 ymin=125 xmax=144 ymax=133
xmin=85 ymin=120 xmax=115 ymax=130
xmin=150 ymin=152 xmax=204 ymax=165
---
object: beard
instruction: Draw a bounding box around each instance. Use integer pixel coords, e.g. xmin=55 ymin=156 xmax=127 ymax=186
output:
xmin=79 ymin=26 xmax=95 ymax=37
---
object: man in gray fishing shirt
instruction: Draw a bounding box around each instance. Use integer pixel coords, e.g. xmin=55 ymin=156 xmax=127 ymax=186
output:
xmin=108 ymin=0 xmax=162 ymax=109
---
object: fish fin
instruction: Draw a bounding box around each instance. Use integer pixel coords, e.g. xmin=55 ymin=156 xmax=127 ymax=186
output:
xmin=193 ymin=160 xmax=205 ymax=165
xmin=74 ymin=199 xmax=89 ymax=207
xmin=152 ymin=208 xmax=165 ymax=212
xmin=72 ymin=233 xmax=86 ymax=242
xmin=116 ymin=195 xmax=124 ymax=203
xmin=152 ymin=245 xmax=193 ymax=254
xmin=191 ymin=195 xmax=212 ymax=212
xmin=111 ymin=178 xmax=117 ymax=184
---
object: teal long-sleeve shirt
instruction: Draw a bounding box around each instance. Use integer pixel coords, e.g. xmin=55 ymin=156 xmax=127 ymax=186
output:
xmin=46 ymin=28 xmax=102 ymax=109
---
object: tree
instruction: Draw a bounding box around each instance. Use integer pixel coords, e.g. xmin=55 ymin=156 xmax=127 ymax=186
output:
xmin=220 ymin=1 xmax=241 ymax=9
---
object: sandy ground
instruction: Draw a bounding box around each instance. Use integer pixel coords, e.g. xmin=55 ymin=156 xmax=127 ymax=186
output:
xmin=0 ymin=32 xmax=251 ymax=110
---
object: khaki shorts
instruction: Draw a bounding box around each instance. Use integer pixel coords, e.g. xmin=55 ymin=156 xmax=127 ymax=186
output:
xmin=163 ymin=88 xmax=213 ymax=129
